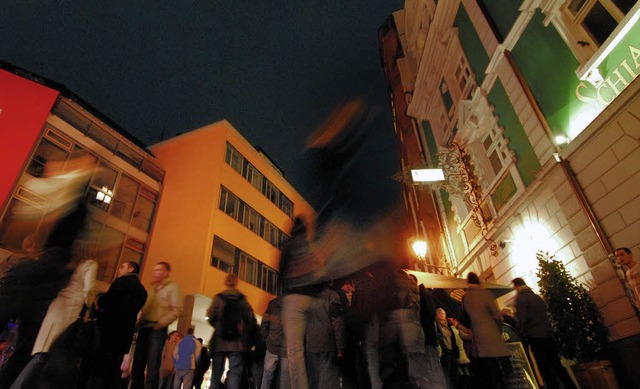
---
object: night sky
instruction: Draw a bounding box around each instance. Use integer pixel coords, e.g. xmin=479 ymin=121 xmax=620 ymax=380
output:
xmin=1 ymin=1 xmax=404 ymax=221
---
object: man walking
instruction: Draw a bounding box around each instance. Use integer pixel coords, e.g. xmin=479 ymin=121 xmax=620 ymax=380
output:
xmin=131 ymin=262 xmax=183 ymax=389
xmin=172 ymin=327 xmax=201 ymax=389
xmin=207 ymin=274 xmax=255 ymax=389
xmin=512 ymin=277 xmax=576 ymax=389
xmin=88 ymin=261 xmax=148 ymax=388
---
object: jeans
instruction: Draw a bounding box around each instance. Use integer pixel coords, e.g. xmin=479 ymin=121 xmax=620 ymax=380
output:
xmin=211 ymin=352 xmax=244 ymax=389
xmin=86 ymin=350 xmax=125 ymax=389
xmin=173 ymin=370 xmax=194 ymax=389
xmin=260 ymin=351 xmax=289 ymax=389
xmin=363 ymin=313 xmax=381 ymax=389
xmin=306 ymin=352 xmax=340 ymax=389
xmin=131 ymin=326 xmax=167 ymax=389
xmin=282 ymin=294 xmax=314 ymax=389
xmin=380 ymin=309 xmax=446 ymax=389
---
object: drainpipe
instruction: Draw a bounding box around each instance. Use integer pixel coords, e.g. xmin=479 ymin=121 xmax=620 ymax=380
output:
xmin=554 ymin=153 xmax=638 ymax=318
xmin=555 ymin=153 xmax=613 ymax=254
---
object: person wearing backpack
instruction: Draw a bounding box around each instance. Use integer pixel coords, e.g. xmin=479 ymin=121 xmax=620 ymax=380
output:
xmin=206 ymin=274 xmax=255 ymax=389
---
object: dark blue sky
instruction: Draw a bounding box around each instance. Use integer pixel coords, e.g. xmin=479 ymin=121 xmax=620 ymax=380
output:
xmin=1 ymin=1 xmax=403 ymax=219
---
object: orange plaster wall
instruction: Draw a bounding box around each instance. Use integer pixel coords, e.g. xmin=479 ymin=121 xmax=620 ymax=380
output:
xmin=144 ymin=120 xmax=315 ymax=316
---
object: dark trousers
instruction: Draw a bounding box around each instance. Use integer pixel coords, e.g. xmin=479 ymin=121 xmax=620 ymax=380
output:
xmin=470 ymin=356 xmax=511 ymax=389
xmin=528 ymin=337 xmax=576 ymax=389
xmin=86 ymin=350 xmax=124 ymax=389
xmin=131 ymin=327 xmax=167 ymax=389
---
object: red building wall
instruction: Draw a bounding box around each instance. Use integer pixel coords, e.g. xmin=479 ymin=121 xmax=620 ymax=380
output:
xmin=0 ymin=69 xmax=59 ymax=211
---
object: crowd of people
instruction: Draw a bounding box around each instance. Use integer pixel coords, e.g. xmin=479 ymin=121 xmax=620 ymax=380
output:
xmin=1 ymin=146 xmax=636 ymax=389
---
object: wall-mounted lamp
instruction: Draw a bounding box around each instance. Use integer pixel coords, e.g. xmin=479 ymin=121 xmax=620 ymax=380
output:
xmin=554 ymin=135 xmax=570 ymax=146
xmin=412 ymin=240 xmax=428 ymax=262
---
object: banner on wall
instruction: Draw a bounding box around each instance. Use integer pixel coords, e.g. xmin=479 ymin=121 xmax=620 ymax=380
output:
xmin=0 ymin=69 xmax=60 ymax=212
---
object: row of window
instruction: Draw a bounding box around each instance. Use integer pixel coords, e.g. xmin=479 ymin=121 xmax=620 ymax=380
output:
xmin=224 ymin=143 xmax=294 ymax=217
xmin=0 ymin=127 xmax=154 ymax=284
xmin=218 ymin=187 xmax=289 ymax=249
xmin=211 ymin=235 xmax=279 ymax=295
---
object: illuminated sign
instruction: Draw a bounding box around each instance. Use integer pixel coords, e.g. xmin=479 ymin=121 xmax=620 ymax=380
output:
xmin=572 ymin=10 xmax=640 ymax=138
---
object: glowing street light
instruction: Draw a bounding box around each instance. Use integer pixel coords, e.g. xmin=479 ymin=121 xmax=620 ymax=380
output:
xmin=412 ymin=240 xmax=428 ymax=261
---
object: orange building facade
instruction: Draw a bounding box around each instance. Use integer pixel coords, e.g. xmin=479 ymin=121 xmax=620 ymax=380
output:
xmin=146 ymin=121 xmax=314 ymax=339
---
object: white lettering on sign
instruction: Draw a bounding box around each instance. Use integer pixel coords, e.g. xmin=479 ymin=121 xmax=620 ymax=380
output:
xmin=576 ymin=44 xmax=640 ymax=107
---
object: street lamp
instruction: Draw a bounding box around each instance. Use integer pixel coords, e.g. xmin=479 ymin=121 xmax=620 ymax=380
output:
xmin=412 ymin=240 xmax=428 ymax=262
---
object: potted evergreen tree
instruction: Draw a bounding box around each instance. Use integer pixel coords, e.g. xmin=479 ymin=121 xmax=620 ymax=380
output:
xmin=536 ymin=251 xmax=618 ymax=388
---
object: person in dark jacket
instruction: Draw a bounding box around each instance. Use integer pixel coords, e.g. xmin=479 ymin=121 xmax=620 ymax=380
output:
xmin=304 ymin=285 xmax=345 ymax=389
xmin=207 ymin=274 xmax=255 ymax=389
xmin=259 ymin=296 xmax=288 ymax=389
xmin=512 ymin=278 xmax=576 ymax=389
xmin=193 ymin=338 xmax=209 ymax=389
xmin=86 ymin=261 xmax=148 ymax=389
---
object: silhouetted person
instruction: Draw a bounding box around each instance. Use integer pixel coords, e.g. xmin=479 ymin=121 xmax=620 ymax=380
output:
xmin=512 ymin=277 xmax=576 ymax=389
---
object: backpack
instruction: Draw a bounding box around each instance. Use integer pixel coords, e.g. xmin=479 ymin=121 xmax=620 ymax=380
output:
xmin=219 ymin=294 xmax=245 ymax=341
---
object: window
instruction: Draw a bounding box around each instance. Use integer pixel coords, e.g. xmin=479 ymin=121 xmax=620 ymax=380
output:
xmin=225 ymin=143 xmax=244 ymax=174
xmin=110 ymin=174 xmax=140 ymax=222
xmin=242 ymin=206 xmax=262 ymax=235
xmin=224 ymin=142 xmax=295 ymax=217
xmin=263 ymin=181 xmax=279 ymax=204
xmin=85 ymin=162 xmax=118 ymax=212
xmin=568 ymin=0 xmax=633 ymax=46
xmin=212 ymin=236 xmax=235 ymax=273
xmin=128 ymin=187 xmax=158 ymax=233
xmin=238 ymin=252 xmax=258 ymax=285
xmin=211 ymin=235 xmax=280 ymax=294
xmin=244 ymin=163 xmax=264 ymax=192
xmin=279 ymin=195 xmax=294 ymax=217
xmin=261 ymin=266 xmax=279 ymax=295
xmin=263 ymin=221 xmax=280 ymax=247
xmin=219 ymin=187 xmax=240 ymax=219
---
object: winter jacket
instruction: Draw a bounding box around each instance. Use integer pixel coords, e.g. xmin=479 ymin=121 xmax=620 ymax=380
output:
xmin=304 ymin=287 xmax=345 ymax=353
xmin=139 ymin=278 xmax=183 ymax=329
xmin=261 ymin=297 xmax=286 ymax=357
xmin=462 ymin=285 xmax=510 ymax=358
xmin=514 ymin=286 xmax=553 ymax=339
xmin=207 ymin=288 xmax=255 ymax=352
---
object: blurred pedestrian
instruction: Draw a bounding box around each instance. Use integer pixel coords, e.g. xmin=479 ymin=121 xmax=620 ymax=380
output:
xmin=436 ymin=308 xmax=459 ymax=387
xmin=304 ymin=284 xmax=345 ymax=389
xmin=9 ymin=257 xmax=97 ymax=389
xmin=131 ymin=261 xmax=183 ymax=389
xmin=86 ymin=261 xmax=147 ymax=389
xmin=280 ymin=216 xmax=325 ymax=389
xmin=512 ymin=277 xmax=576 ymax=389
xmin=193 ymin=338 xmax=209 ymax=389
xmin=462 ymin=272 xmax=511 ymax=389
xmin=259 ymin=296 xmax=288 ymax=389
xmin=207 ymin=274 xmax=255 ymax=389
xmin=160 ymin=331 xmax=182 ymax=389
xmin=172 ymin=327 xmax=202 ymax=389
xmin=0 ymin=156 xmax=93 ymax=389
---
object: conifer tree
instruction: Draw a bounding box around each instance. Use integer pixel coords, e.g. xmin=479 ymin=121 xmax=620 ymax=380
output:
xmin=536 ymin=251 xmax=608 ymax=362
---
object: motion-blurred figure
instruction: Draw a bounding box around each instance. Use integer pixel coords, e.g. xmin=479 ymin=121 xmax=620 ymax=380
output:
xmin=0 ymin=156 xmax=93 ymax=389
xmin=512 ymin=277 xmax=576 ymax=389
xmin=87 ymin=261 xmax=148 ymax=389
xmin=462 ymin=273 xmax=511 ymax=389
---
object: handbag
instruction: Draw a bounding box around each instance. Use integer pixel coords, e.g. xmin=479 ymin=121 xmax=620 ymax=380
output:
xmin=38 ymin=304 xmax=101 ymax=388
